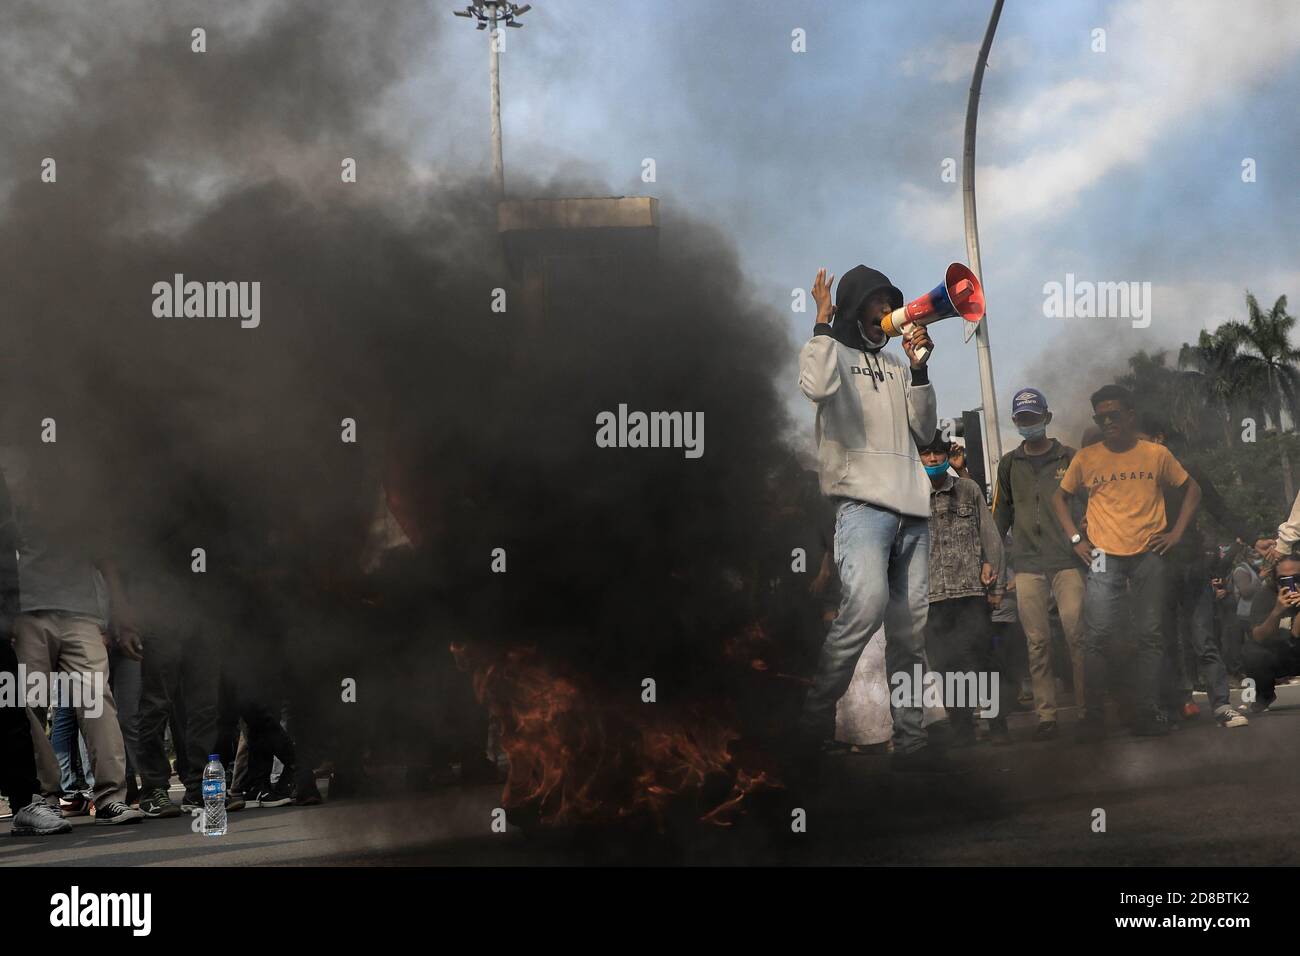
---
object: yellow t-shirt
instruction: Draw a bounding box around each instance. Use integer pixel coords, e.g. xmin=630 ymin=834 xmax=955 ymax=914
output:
xmin=1058 ymin=440 xmax=1189 ymax=557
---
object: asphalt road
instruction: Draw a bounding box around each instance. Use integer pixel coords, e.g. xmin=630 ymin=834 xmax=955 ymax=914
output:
xmin=4 ymin=683 xmax=1298 ymax=866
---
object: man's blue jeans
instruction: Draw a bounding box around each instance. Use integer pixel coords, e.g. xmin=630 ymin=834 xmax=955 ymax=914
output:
xmin=50 ymin=706 xmax=93 ymax=797
xmin=1082 ymin=550 xmax=1166 ymax=724
xmin=800 ymin=499 xmax=930 ymax=754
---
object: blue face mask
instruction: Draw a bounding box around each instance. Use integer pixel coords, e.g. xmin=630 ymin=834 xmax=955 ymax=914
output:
xmin=923 ymin=459 xmax=950 ymax=478
xmin=1017 ymin=423 xmax=1047 ymax=441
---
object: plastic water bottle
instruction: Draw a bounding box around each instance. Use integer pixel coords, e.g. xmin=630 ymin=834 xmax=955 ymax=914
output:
xmin=202 ymin=755 xmax=227 ymax=837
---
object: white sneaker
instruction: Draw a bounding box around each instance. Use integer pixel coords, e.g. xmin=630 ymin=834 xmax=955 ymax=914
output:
xmin=1215 ymin=705 xmax=1249 ymax=728
xmin=11 ymin=799 xmax=73 ymax=836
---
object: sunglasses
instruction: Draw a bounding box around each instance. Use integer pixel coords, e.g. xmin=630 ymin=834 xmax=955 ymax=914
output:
xmin=1092 ymin=411 xmax=1127 ymax=426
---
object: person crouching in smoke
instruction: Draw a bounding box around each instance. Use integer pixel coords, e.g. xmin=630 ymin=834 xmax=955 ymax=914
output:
xmin=795 ymin=265 xmax=941 ymax=772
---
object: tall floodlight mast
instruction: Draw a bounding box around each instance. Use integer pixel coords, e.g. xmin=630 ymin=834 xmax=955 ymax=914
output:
xmin=453 ymin=2 xmax=532 ymax=197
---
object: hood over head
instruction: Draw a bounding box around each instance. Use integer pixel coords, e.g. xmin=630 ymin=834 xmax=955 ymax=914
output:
xmin=830 ymin=264 xmax=904 ymax=352
xmin=917 ymin=429 xmax=949 ymax=455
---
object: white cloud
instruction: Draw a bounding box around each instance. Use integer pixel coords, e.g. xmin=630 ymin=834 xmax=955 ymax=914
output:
xmin=895 ymin=0 xmax=1300 ymax=241
xmin=900 ymin=37 xmax=1028 ymax=84
xmin=1146 ymin=273 xmax=1300 ymax=344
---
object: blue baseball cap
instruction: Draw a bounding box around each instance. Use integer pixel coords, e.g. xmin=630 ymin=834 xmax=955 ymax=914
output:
xmin=1011 ymin=387 xmax=1048 ymax=418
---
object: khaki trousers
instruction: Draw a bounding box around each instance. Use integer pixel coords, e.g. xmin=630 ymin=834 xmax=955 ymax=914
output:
xmin=14 ymin=611 xmax=127 ymax=806
xmin=1014 ymin=568 xmax=1086 ymax=723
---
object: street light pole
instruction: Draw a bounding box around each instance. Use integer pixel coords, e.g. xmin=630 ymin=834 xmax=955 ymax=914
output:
xmin=453 ymin=2 xmax=532 ymax=198
xmin=489 ymin=4 xmax=503 ymax=196
xmin=963 ymin=0 xmax=1005 ymax=481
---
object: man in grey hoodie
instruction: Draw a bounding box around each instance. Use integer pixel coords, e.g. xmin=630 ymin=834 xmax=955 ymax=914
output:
xmin=797 ymin=265 xmax=938 ymax=769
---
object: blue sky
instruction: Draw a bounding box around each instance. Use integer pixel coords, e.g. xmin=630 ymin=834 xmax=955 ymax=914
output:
xmin=411 ymin=0 xmax=1300 ymax=451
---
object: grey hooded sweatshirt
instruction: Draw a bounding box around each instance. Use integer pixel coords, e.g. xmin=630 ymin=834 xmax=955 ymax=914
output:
xmin=799 ymin=265 xmax=937 ymax=519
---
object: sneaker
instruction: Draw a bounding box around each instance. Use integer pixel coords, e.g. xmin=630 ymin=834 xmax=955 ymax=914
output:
xmin=93 ymin=801 xmax=144 ymax=825
xmin=267 ymin=776 xmax=297 ymax=802
xmin=1247 ymin=699 xmax=1273 ymax=716
xmin=180 ymin=794 xmax=201 ymax=812
xmin=1215 ymin=705 xmax=1249 ymax=728
xmin=248 ymin=789 xmax=292 ymax=809
xmin=1033 ymin=721 xmax=1059 ymax=742
xmin=58 ymin=792 xmax=90 ymax=817
xmin=1182 ymin=701 xmax=1201 ymax=720
xmin=138 ymin=788 xmax=181 ymax=818
xmin=226 ymin=792 xmax=246 ymax=812
xmin=11 ymin=799 xmax=72 ymax=836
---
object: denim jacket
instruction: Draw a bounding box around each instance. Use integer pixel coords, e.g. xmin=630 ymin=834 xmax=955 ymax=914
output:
xmin=928 ymin=475 xmax=1005 ymax=603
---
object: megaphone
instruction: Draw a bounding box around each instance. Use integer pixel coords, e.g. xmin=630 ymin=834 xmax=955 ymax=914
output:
xmin=880 ymin=262 xmax=985 ymax=361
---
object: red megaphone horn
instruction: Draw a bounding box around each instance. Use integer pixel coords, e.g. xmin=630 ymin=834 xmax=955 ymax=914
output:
xmin=880 ymin=262 xmax=985 ymax=361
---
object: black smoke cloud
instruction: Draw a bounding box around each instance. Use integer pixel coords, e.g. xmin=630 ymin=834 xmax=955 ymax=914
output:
xmin=0 ymin=0 xmax=804 ymax=781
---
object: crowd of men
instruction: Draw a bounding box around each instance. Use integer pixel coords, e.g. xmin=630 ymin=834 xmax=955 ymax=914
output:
xmin=0 ymin=441 xmax=493 ymax=838
xmin=0 ymin=448 xmax=323 ymax=836
xmin=796 ymin=263 xmax=1299 ymax=772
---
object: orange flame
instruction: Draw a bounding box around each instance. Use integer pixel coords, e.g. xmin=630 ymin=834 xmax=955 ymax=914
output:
xmin=453 ymin=642 xmax=775 ymax=828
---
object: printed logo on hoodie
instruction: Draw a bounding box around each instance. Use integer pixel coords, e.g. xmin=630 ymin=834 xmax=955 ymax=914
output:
xmin=850 ymin=366 xmax=895 ymax=381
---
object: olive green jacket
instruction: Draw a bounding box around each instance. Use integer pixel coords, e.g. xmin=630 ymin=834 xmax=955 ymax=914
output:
xmin=991 ymin=439 xmax=1080 ymax=574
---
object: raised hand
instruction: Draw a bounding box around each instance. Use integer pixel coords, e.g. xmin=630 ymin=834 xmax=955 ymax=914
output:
xmin=811 ymin=268 xmax=836 ymax=325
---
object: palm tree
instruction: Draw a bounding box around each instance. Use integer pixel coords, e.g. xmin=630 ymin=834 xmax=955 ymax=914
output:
xmin=1178 ymin=327 xmax=1251 ymax=450
xmin=1214 ymin=293 xmax=1300 ymax=503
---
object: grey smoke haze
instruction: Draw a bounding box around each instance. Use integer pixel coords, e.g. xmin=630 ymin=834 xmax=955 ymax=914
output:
xmin=0 ymin=0 xmax=803 ymax=739
xmin=1020 ymin=322 xmax=1137 ymax=448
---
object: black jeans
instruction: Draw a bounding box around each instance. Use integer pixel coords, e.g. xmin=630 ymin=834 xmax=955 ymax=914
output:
xmin=925 ymin=596 xmax=1008 ymax=731
xmin=136 ymin=627 xmax=220 ymax=798
xmin=1240 ymin=637 xmax=1300 ymax=706
xmin=0 ymin=638 xmax=38 ymax=809
xmin=215 ymin=669 xmax=296 ymax=796
xmin=1222 ymin=613 xmax=1248 ymax=676
xmin=242 ymin=702 xmax=295 ymax=795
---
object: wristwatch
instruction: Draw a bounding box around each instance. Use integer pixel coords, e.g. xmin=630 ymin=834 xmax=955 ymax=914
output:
xmin=1070 ymin=533 xmax=1082 ymax=544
